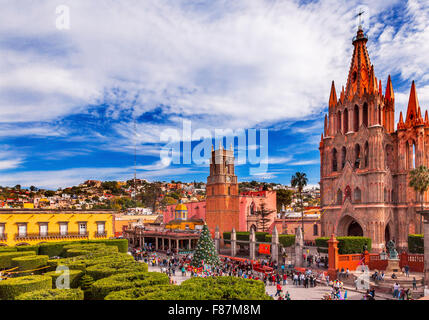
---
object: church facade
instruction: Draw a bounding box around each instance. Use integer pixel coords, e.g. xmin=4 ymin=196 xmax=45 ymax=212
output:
xmin=319 ymin=27 xmax=429 ymax=252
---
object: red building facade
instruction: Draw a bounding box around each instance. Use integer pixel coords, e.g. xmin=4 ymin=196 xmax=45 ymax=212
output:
xmin=320 ymin=27 xmax=429 ymax=252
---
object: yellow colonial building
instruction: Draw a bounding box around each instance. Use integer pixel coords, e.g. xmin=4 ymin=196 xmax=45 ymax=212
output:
xmin=165 ymin=203 xmax=204 ymax=231
xmin=0 ymin=209 xmax=114 ymax=247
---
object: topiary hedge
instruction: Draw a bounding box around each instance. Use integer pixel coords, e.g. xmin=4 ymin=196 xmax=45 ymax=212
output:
xmin=0 ymin=275 xmax=52 ymax=300
xmin=265 ymin=234 xmax=295 ymax=247
xmin=408 ymin=234 xmax=424 ymax=254
xmin=90 ymin=271 xmax=169 ymax=299
xmin=106 ymin=277 xmax=272 ymax=300
xmin=44 ymin=269 xmax=83 ymax=289
xmin=0 ymin=251 xmax=37 ymax=269
xmin=16 ymin=288 xmax=84 ymax=300
xmin=16 ymin=245 xmax=40 ymax=253
xmin=315 ymin=236 xmax=372 ymax=254
xmin=39 ymin=242 xmax=70 ymax=257
xmin=64 ymin=249 xmax=91 ymax=258
xmin=0 ymin=247 xmax=17 ymax=253
xmin=11 ymin=255 xmax=49 ymax=273
xmin=80 ymin=239 xmax=129 ymax=253
xmin=86 ymin=261 xmax=148 ymax=280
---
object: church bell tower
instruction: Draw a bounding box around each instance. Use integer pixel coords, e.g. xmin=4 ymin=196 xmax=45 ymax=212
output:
xmin=205 ymin=143 xmax=240 ymax=238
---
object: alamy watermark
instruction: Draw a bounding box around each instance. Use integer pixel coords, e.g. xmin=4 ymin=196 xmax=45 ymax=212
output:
xmin=160 ymin=120 xmax=269 ymax=175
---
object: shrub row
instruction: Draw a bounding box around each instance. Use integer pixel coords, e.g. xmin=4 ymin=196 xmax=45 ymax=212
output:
xmin=0 ymin=251 xmax=37 ymax=269
xmin=223 ymin=232 xmax=269 ymax=242
xmin=408 ymin=234 xmax=424 ymax=254
xmin=38 ymin=239 xmax=128 ymax=257
xmin=315 ymin=236 xmax=372 ymax=254
xmin=16 ymin=288 xmax=84 ymax=300
xmin=90 ymin=271 xmax=169 ymax=299
xmin=11 ymin=255 xmax=49 ymax=273
xmin=44 ymin=269 xmax=83 ymax=289
xmin=265 ymin=234 xmax=295 ymax=247
xmin=86 ymin=260 xmax=148 ymax=280
xmin=105 ymin=277 xmax=272 ymax=300
xmin=0 ymin=275 xmax=52 ymax=300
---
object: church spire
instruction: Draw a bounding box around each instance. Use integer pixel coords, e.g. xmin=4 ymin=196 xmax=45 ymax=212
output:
xmin=385 ymin=75 xmax=394 ymax=102
xmin=345 ymin=27 xmax=371 ymax=100
xmin=405 ymin=80 xmax=419 ymax=126
xmin=369 ymin=65 xmax=377 ymax=94
xmin=339 ymin=85 xmax=345 ymax=103
xmin=425 ymin=110 xmax=429 ymax=128
xmin=398 ymin=111 xmax=405 ymax=130
xmin=329 ymin=81 xmax=337 ymax=109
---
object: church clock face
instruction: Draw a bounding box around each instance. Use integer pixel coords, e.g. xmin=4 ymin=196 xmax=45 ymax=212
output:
xmin=226 ymin=176 xmax=231 ymax=182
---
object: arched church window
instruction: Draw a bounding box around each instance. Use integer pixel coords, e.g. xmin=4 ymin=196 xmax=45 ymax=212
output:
xmin=250 ymin=202 xmax=255 ymax=215
xmin=341 ymin=147 xmax=346 ymax=169
xmin=332 ymin=148 xmax=338 ymax=172
xmin=354 ymin=187 xmax=361 ymax=203
xmin=354 ymin=144 xmax=361 ymax=169
xmin=343 ymin=108 xmax=349 ymax=133
xmin=336 ymin=189 xmax=343 ymax=205
xmin=364 ymin=141 xmax=369 ymax=168
xmin=354 ymin=105 xmax=359 ymax=132
xmin=313 ymin=224 xmax=318 ymax=236
xmin=345 ymin=186 xmax=352 ymax=202
xmin=413 ymin=141 xmax=416 ymax=169
xmin=363 ymin=103 xmax=368 ymax=127
xmin=384 ymin=188 xmax=388 ymax=202
xmin=337 ymin=111 xmax=342 ymax=133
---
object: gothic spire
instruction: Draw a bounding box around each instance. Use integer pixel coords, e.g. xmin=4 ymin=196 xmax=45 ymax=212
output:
xmin=385 ymin=75 xmax=394 ymax=102
xmin=329 ymin=81 xmax=337 ymax=109
xmin=345 ymin=28 xmax=371 ymax=99
xmin=398 ymin=111 xmax=405 ymax=130
xmin=405 ymin=80 xmax=419 ymax=125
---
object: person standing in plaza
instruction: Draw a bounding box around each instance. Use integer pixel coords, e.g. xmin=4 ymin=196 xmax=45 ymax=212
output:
xmin=412 ymin=277 xmax=417 ymax=290
xmin=275 ymin=283 xmax=282 ymax=297
xmin=393 ymin=282 xmax=400 ymax=298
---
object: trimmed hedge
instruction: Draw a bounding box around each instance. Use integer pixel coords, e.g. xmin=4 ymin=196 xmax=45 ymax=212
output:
xmin=315 ymin=236 xmax=372 ymax=254
xmin=265 ymin=234 xmax=295 ymax=247
xmin=44 ymin=269 xmax=83 ymax=289
xmin=11 ymin=255 xmax=49 ymax=273
xmin=80 ymin=239 xmax=128 ymax=253
xmin=86 ymin=261 xmax=148 ymax=280
xmin=38 ymin=239 xmax=127 ymax=258
xmin=39 ymin=242 xmax=70 ymax=257
xmin=64 ymin=249 xmax=91 ymax=258
xmin=0 ymin=247 xmax=17 ymax=253
xmin=0 ymin=275 xmax=52 ymax=300
xmin=90 ymin=271 xmax=169 ymax=299
xmin=0 ymin=251 xmax=37 ymax=269
xmin=16 ymin=288 xmax=84 ymax=300
xmin=106 ymin=277 xmax=272 ymax=300
xmin=16 ymin=245 xmax=40 ymax=253
xmin=408 ymin=234 xmax=424 ymax=254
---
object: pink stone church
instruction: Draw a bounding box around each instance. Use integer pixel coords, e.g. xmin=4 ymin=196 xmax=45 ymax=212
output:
xmin=320 ymin=27 xmax=429 ymax=252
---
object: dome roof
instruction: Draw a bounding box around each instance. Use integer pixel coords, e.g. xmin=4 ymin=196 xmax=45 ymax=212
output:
xmin=175 ymin=203 xmax=188 ymax=211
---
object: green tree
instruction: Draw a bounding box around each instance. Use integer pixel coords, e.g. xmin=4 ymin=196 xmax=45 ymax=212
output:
xmin=409 ymin=165 xmax=429 ymax=234
xmin=255 ymin=201 xmax=275 ymax=232
xmin=191 ymin=225 xmax=220 ymax=268
xmin=276 ymin=189 xmax=294 ymax=211
xmin=291 ymin=172 xmax=308 ymax=241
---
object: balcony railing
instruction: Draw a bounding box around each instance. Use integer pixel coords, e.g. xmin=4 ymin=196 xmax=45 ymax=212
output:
xmin=15 ymin=232 xmax=89 ymax=240
xmin=94 ymin=232 xmax=107 ymax=238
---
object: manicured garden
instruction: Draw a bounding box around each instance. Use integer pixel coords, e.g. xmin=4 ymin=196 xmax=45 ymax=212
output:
xmin=0 ymin=238 xmax=270 ymax=300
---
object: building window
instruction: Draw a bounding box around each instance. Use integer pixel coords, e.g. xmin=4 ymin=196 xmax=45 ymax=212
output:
xmin=354 ymin=187 xmax=361 ymax=203
xmin=18 ymin=224 xmax=27 ymax=237
xmin=332 ymin=148 xmax=338 ymax=172
xmin=343 ymin=108 xmax=349 ymax=133
xmin=363 ymin=103 xmax=368 ymax=127
xmin=79 ymin=222 xmax=87 ymax=235
xmin=59 ymin=223 xmax=68 ymax=236
xmin=364 ymin=142 xmax=369 ymax=168
xmin=353 ymin=105 xmax=359 ymax=132
xmin=96 ymin=222 xmax=105 ymax=235
xmin=313 ymin=224 xmax=318 ymax=236
xmin=354 ymin=144 xmax=361 ymax=169
xmin=39 ymin=223 xmax=48 ymax=237
xmin=0 ymin=224 xmax=5 ymax=238
xmin=336 ymin=189 xmax=343 ymax=205
xmin=228 ymin=186 xmax=231 ymax=195
xmin=341 ymin=147 xmax=346 ymax=169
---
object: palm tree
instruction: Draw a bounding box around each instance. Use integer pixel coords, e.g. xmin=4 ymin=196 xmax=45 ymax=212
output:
xmin=409 ymin=165 xmax=429 ymax=234
xmin=291 ymin=172 xmax=308 ymax=241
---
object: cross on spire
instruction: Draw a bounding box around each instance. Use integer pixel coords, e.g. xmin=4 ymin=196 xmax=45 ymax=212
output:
xmin=355 ymin=8 xmax=365 ymax=30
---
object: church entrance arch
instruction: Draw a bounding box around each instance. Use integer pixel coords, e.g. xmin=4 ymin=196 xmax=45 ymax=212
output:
xmin=338 ymin=215 xmax=364 ymax=237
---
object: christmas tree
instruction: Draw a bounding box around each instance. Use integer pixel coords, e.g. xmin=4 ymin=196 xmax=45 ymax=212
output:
xmin=191 ymin=224 xmax=220 ymax=268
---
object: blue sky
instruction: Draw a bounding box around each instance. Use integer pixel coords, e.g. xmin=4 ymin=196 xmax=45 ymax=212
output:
xmin=0 ymin=0 xmax=428 ymax=189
